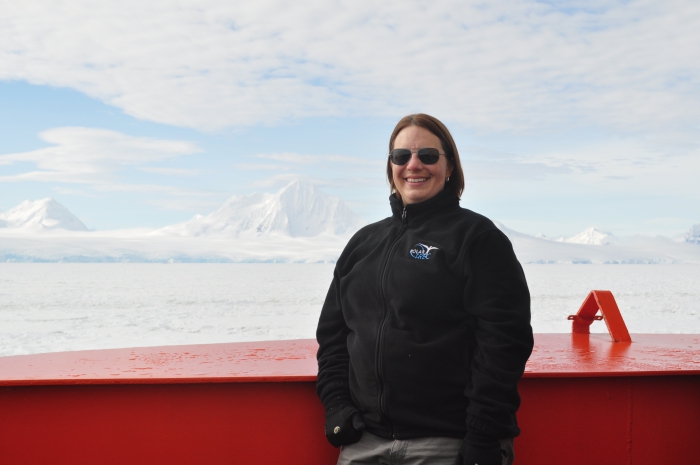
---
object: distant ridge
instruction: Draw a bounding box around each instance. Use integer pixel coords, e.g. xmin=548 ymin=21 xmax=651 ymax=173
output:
xmin=686 ymin=224 xmax=700 ymax=244
xmin=0 ymin=198 xmax=88 ymax=231
xmin=155 ymin=180 xmax=367 ymax=238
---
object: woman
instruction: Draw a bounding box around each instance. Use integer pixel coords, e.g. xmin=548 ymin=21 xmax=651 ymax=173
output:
xmin=316 ymin=114 xmax=533 ymax=465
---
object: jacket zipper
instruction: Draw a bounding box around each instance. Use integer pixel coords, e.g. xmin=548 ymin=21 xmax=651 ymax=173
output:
xmin=375 ymin=206 xmax=408 ymax=438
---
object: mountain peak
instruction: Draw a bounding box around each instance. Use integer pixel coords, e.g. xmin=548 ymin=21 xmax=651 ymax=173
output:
xmin=277 ymin=179 xmax=319 ymax=201
xmin=279 ymin=178 xmax=307 ymax=189
xmin=565 ymin=227 xmax=614 ymax=246
xmin=686 ymin=224 xmax=700 ymax=244
xmin=157 ymin=180 xmax=366 ymax=238
xmin=0 ymin=198 xmax=88 ymax=231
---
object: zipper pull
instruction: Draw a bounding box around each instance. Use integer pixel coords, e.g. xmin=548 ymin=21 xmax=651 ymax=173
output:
xmin=402 ymin=206 xmax=407 ymax=225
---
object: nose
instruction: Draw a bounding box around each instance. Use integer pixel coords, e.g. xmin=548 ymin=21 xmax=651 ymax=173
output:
xmin=405 ymin=152 xmax=424 ymax=170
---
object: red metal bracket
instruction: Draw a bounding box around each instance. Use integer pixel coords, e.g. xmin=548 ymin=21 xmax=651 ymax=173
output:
xmin=567 ymin=290 xmax=632 ymax=342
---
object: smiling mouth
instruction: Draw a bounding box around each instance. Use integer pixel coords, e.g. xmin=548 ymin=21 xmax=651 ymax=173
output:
xmin=405 ymin=177 xmax=429 ymax=183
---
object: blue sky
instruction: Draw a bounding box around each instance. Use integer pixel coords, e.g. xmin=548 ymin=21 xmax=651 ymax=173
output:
xmin=1 ymin=1 xmax=699 ymax=237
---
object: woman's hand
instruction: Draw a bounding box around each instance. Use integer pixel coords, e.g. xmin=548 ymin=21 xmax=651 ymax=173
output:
xmin=324 ymin=404 xmax=366 ymax=447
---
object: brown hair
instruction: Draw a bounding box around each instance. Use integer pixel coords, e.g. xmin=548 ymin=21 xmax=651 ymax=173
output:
xmin=387 ymin=113 xmax=464 ymax=199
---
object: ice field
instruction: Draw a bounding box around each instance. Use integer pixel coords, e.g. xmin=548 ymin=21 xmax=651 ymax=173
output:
xmin=1 ymin=263 xmax=699 ymax=356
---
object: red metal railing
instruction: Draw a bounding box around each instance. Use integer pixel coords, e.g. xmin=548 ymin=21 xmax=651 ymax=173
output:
xmin=0 ymin=291 xmax=698 ymax=464
xmin=568 ymin=290 xmax=632 ymax=342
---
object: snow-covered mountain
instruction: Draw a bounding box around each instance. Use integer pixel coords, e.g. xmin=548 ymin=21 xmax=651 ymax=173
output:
xmin=499 ymin=226 xmax=698 ymax=264
xmin=0 ymin=198 xmax=88 ymax=231
xmin=686 ymin=224 xmax=700 ymax=244
xmin=564 ymin=227 xmax=614 ymax=245
xmin=156 ymin=180 xmax=366 ymax=238
xmin=0 ymin=187 xmax=698 ymax=263
xmin=533 ymin=227 xmax=613 ymax=245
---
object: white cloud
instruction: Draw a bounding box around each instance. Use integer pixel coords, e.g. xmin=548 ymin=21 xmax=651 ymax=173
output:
xmin=250 ymin=174 xmax=328 ymax=189
xmin=255 ymin=153 xmax=321 ymax=165
xmin=232 ymin=163 xmax=291 ymax=171
xmin=1 ymin=0 xmax=698 ymax=136
xmin=0 ymin=126 xmax=202 ymax=186
xmin=465 ymin=136 xmax=700 ymax=199
xmin=255 ymin=152 xmax=383 ymax=167
xmin=145 ymin=198 xmax=223 ymax=212
xmin=91 ymin=183 xmax=216 ymax=198
xmin=463 ymin=161 xmax=574 ymax=181
xmin=53 ymin=187 xmax=92 ymax=196
xmin=138 ymin=167 xmax=205 ymax=176
xmin=251 ymin=173 xmax=384 ymax=191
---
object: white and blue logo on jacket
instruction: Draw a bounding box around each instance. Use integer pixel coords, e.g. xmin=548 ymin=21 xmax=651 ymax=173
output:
xmin=409 ymin=243 xmax=438 ymax=260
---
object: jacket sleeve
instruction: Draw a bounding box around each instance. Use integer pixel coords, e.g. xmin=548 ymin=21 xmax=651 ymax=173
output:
xmin=462 ymin=228 xmax=534 ymax=439
xmin=316 ymin=266 xmax=353 ymax=411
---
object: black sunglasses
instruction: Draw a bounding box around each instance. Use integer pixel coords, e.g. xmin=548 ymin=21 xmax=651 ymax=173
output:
xmin=389 ymin=148 xmax=444 ymax=165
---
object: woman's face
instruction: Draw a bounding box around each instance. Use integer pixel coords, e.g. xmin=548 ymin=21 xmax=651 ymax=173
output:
xmin=392 ymin=126 xmax=453 ymax=205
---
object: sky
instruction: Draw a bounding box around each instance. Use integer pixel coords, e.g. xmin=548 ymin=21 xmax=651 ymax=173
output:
xmin=1 ymin=0 xmax=699 ymax=237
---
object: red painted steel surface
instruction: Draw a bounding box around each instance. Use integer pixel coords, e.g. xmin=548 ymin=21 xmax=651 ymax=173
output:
xmin=517 ymin=375 xmax=700 ymax=464
xmin=525 ymin=333 xmax=700 ymax=377
xmin=0 ymin=381 xmax=338 ymax=465
xmin=1 ymin=335 xmax=698 ymax=464
xmin=1 ymin=334 xmax=697 ymax=386
xmin=0 ymin=339 xmax=319 ymax=386
xmin=1 ymin=290 xmax=699 ymax=464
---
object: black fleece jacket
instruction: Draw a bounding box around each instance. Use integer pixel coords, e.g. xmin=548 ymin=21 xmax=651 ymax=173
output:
xmin=316 ymin=189 xmax=533 ymax=440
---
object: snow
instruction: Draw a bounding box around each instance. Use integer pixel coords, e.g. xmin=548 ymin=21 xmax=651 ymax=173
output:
xmin=155 ymin=180 xmax=366 ymax=238
xmin=686 ymin=224 xmax=700 ymax=244
xmin=564 ymin=227 xmax=614 ymax=246
xmin=0 ymin=229 xmax=350 ymax=263
xmin=1 ymin=220 xmax=698 ymax=264
xmin=0 ymin=198 xmax=88 ymax=231
xmin=2 ymin=184 xmax=697 ymax=358
xmin=0 ymin=180 xmax=363 ymax=263
xmin=533 ymin=227 xmax=614 ymax=245
xmin=495 ymin=223 xmax=700 ymax=264
xmin=0 ymin=263 xmax=698 ymax=357
xmin=0 ymin=182 xmax=698 ymax=264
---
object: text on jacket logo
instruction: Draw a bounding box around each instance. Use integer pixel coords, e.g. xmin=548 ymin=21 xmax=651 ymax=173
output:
xmin=409 ymin=243 xmax=438 ymax=260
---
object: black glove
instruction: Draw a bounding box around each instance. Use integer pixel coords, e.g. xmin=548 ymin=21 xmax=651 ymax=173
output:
xmin=324 ymin=404 xmax=366 ymax=447
xmin=456 ymin=430 xmax=505 ymax=465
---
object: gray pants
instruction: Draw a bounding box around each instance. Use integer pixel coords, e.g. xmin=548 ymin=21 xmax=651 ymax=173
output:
xmin=337 ymin=431 xmax=514 ymax=465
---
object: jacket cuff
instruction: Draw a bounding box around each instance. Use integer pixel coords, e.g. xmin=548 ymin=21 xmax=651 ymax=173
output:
xmin=467 ymin=415 xmax=520 ymax=439
xmin=465 ymin=429 xmax=499 ymax=447
xmin=323 ymin=395 xmax=353 ymax=413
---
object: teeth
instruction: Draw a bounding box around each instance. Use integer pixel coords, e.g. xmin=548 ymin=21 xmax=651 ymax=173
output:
xmin=406 ymin=178 xmax=428 ymax=183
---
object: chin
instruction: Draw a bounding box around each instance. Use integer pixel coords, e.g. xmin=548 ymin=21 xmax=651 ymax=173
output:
xmin=400 ymin=186 xmax=439 ymax=204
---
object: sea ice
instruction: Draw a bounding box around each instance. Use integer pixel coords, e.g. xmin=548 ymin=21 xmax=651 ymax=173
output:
xmin=0 ymin=263 xmax=698 ymax=357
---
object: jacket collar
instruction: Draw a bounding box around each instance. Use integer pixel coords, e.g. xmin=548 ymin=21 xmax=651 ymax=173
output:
xmin=390 ymin=188 xmax=459 ymax=225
